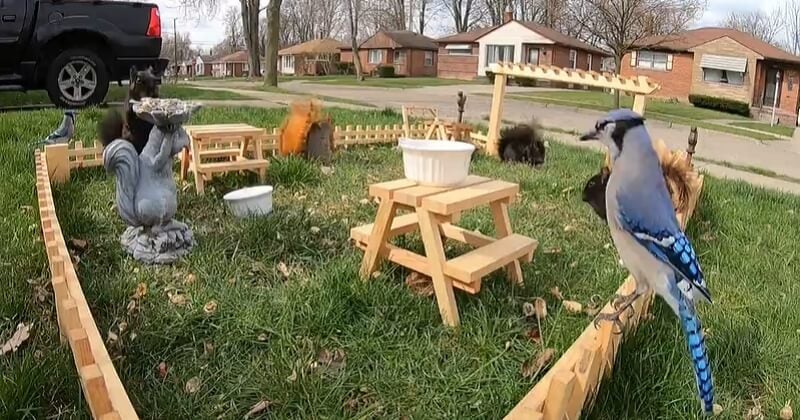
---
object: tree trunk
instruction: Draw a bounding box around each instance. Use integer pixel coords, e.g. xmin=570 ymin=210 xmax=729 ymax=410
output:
xmin=264 ymin=0 xmax=282 ymax=86
xmin=613 ymin=53 xmax=622 ymax=108
xmin=345 ymin=0 xmax=364 ymax=81
xmin=241 ymin=0 xmax=261 ymax=79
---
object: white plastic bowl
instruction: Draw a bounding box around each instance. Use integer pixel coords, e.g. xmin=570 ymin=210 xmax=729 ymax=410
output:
xmin=223 ymin=186 xmax=274 ymax=218
xmin=398 ymin=138 xmax=476 ymax=186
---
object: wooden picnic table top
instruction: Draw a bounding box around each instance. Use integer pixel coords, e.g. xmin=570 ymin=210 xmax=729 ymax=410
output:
xmin=368 ymin=176 xmax=519 ymax=215
xmin=184 ymin=124 xmax=265 ymax=137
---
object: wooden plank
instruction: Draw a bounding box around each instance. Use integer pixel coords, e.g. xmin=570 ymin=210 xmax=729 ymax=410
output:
xmin=368 ymin=179 xmax=418 ymax=200
xmin=564 ymin=341 xmax=603 ymax=419
xmin=358 ymin=200 xmax=398 ymax=279
xmin=393 ymin=176 xmax=490 ymax=208
xmin=350 ymin=213 xmax=419 ymax=244
xmin=486 ymin=73 xmax=507 ymax=157
xmin=79 ymin=364 xmax=114 ymax=417
xmin=491 ymin=200 xmax=525 ymax=284
xmin=632 ymin=94 xmax=647 ymax=115
xmin=542 ymin=371 xmax=576 ymax=420
xmin=45 ymin=143 xmax=70 ymax=183
xmin=443 ymin=234 xmax=537 ymax=284
xmin=201 ymin=159 xmax=268 ymax=172
xmin=488 ymin=62 xmax=660 ymax=95
xmin=439 ymin=223 xmax=495 ymax=248
xmin=422 ymin=180 xmax=518 ymax=215
xmin=68 ymin=328 xmax=96 ymax=367
xmin=417 ymin=210 xmax=460 ymax=326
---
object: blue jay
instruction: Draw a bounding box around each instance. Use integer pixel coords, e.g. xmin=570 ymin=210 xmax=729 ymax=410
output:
xmin=34 ymin=110 xmax=76 ymax=146
xmin=580 ymin=109 xmax=714 ymax=415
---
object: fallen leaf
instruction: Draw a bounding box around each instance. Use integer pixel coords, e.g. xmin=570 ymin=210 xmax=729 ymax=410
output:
xmin=560 ymin=186 xmax=574 ymax=194
xmin=549 ymin=287 xmax=564 ymax=301
xmin=129 ymin=332 xmax=137 ymax=341
xmin=183 ymin=273 xmax=197 ymax=286
xmin=521 ymin=348 xmax=556 ymax=379
xmin=316 ymin=348 xmax=346 ymax=371
xmin=603 ymin=243 xmax=612 ymax=250
xmin=126 ymin=300 xmax=137 ymax=314
xmin=534 ymin=298 xmax=548 ymax=320
xmin=563 ymin=300 xmax=583 ymax=314
xmin=67 ymin=238 xmax=89 ymax=253
xmin=185 ymin=376 xmax=202 ymax=394
xmin=286 ymin=369 xmax=298 ymax=382
xmin=405 ymin=271 xmax=433 ymax=297
xmin=277 ymin=262 xmax=291 ymax=278
xmin=33 ymin=350 xmax=44 ymax=360
xmin=118 ymin=321 xmax=128 ymax=334
xmin=781 ymin=401 xmax=793 ymax=420
xmin=203 ymin=300 xmax=218 ymax=315
xmin=257 ymin=333 xmax=269 ymax=342
xmin=522 ymin=302 xmax=535 ymax=318
xmin=310 ymin=226 xmax=321 ymax=234
xmin=107 ymin=331 xmax=119 ymax=344
xmin=563 ymin=224 xmax=576 ymax=232
xmin=203 ymin=341 xmax=214 ymax=357
xmin=20 ymin=205 xmax=34 ymax=212
xmin=245 ymin=400 xmax=272 ymax=419
xmin=34 ymin=285 xmax=49 ymax=303
xmin=168 ymin=292 xmax=187 ymax=306
xmin=359 ymin=198 xmax=369 ymax=205
xmin=371 ymin=271 xmax=381 ymax=279
xmin=320 ymin=166 xmax=335 ymax=176
xmin=132 ymin=283 xmax=148 ymax=300
xmin=157 ymin=362 xmax=169 ymax=379
xmin=526 ymin=327 xmax=542 ymax=345
xmin=1 ymin=323 xmax=32 ymax=355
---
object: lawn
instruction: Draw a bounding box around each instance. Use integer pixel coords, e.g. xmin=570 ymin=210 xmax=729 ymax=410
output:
xmin=307 ymin=76 xmax=477 ymax=89
xmin=258 ymin=85 xmax=377 ymax=108
xmin=2 ymin=107 xmax=799 ymax=419
xmin=729 ymin=121 xmax=796 ymax=138
xmin=507 ymin=90 xmax=783 ymax=141
xmin=0 ymin=84 xmax=249 ymax=108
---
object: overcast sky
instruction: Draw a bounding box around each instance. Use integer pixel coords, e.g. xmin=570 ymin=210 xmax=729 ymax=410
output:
xmin=155 ymin=0 xmax=782 ymax=51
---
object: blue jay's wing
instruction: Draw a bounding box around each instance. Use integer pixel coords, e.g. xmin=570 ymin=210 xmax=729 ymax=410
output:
xmin=619 ymin=210 xmax=712 ymax=303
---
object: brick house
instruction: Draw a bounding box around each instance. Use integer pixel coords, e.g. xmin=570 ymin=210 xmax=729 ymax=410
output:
xmin=623 ymin=27 xmax=800 ymax=125
xmin=340 ymin=30 xmax=438 ymax=77
xmin=279 ymin=38 xmax=346 ymax=76
xmin=212 ymin=51 xmax=250 ymax=78
xmin=437 ymin=11 xmax=608 ymax=80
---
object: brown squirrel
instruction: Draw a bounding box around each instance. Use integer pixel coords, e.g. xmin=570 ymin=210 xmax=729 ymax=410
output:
xmin=98 ymin=66 xmax=161 ymax=154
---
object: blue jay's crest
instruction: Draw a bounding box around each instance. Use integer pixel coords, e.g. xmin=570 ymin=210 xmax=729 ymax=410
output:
xmin=580 ymin=109 xmax=646 ymax=160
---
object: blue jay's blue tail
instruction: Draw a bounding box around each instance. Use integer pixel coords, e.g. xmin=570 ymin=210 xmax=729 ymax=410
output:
xmin=679 ymin=299 xmax=714 ymax=415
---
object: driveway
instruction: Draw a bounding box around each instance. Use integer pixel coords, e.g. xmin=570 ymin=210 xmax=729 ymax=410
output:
xmin=189 ymin=79 xmax=800 ymax=193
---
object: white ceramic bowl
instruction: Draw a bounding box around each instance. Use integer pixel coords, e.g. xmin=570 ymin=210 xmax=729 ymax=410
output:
xmin=223 ymin=186 xmax=273 ymax=218
xmin=398 ymin=139 xmax=476 ymax=186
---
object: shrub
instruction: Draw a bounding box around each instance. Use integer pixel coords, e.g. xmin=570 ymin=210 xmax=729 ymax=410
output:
xmin=335 ymin=62 xmax=354 ymax=75
xmin=515 ymin=77 xmax=537 ymax=87
xmin=688 ymin=94 xmax=751 ymax=117
xmin=376 ymin=65 xmax=396 ymax=78
xmin=486 ymin=71 xmax=496 ymax=84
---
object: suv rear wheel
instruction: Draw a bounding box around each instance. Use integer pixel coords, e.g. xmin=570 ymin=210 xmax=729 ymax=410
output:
xmin=46 ymin=48 xmax=110 ymax=108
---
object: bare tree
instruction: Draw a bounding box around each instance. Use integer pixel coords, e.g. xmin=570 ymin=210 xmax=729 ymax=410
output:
xmin=222 ymin=6 xmax=246 ymax=54
xmin=784 ymin=0 xmax=800 ymax=54
xmin=440 ymin=0 xmax=480 ymax=32
xmin=161 ymin=32 xmax=196 ymax=62
xmin=264 ymin=0 xmax=283 ymax=86
xmin=344 ymin=0 xmax=365 ymax=81
xmin=575 ymin=0 xmax=704 ymax=107
xmin=721 ymin=10 xmax=784 ymax=44
xmin=240 ymin=0 xmax=262 ymax=77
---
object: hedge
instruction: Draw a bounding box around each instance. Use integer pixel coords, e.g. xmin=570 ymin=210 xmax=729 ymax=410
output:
xmin=688 ymin=94 xmax=751 ymax=117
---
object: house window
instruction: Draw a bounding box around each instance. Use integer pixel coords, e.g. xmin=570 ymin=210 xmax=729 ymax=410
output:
xmin=394 ymin=50 xmax=406 ymax=63
xmin=569 ymin=50 xmax=577 ymax=68
xmin=282 ymin=55 xmax=295 ymax=70
xmin=369 ymin=49 xmax=384 ymax=64
xmin=703 ymin=68 xmax=744 ymax=85
xmin=424 ymin=51 xmax=434 ymax=67
xmin=485 ymin=45 xmax=515 ymax=66
xmin=447 ymin=46 xmax=472 ymax=56
xmin=588 ymin=53 xmax=593 ymax=70
xmin=527 ymin=47 xmax=539 ymax=65
xmin=636 ymin=51 xmax=668 ymax=71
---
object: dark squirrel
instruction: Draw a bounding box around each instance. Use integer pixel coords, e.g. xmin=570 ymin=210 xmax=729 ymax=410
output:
xmin=582 ymin=166 xmax=611 ymax=222
xmin=99 ymin=66 xmax=161 ymax=154
xmin=497 ymin=121 xmax=546 ymax=166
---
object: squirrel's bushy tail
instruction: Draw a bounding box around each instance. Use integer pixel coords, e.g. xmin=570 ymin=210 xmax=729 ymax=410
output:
xmin=103 ymin=140 xmax=140 ymax=227
xmin=99 ymin=108 xmax=124 ymax=147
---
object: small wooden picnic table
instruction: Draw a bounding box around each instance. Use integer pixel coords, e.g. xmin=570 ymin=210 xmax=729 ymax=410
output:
xmin=351 ymin=175 xmax=539 ymax=327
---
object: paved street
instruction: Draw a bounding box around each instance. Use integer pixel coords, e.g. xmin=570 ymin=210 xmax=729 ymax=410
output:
xmin=190 ymin=79 xmax=800 ymax=194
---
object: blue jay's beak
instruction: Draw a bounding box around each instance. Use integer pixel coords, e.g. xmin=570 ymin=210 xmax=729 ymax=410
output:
xmin=580 ymin=130 xmax=599 ymax=141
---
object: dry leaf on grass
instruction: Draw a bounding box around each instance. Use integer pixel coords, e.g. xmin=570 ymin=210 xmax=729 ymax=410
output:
xmin=320 ymin=166 xmax=335 ymax=176
xmin=118 ymin=321 xmax=128 ymax=334
xmin=526 ymin=328 xmax=541 ymax=345
xmin=203 ymin=300 xmax=218 ymax=315
xmin=522 ymin=302 xmax=535 ymax=318
xmin=781 ymin=401 xmax=794 ymax=420
xmin=712 ymin=404 xmax=723 ymax=416
xmin=183 ymin=273 xmax=197 ymax=286
xmin=34 ymin=285 xmax=49 ymax=303
xmin=1 ymin=323 xmax=32 ymax=356
xmin=257 ymin=333 xmax=269 ymax=342
xmin=562 ymin=300 xmax=583 ymax=314
xmin=534 ymin=298 xmax=547 ymax=320
xmin=286 ymin=369 xmax=298 ymax=382
xmin=563 ymin=224 xmax=577 ymax=232
xmin=310 ymin=226 xmax=321 ymax=234
xmin=67 ymin=238 xmax=89 ymax=253
xmin=359 ymin=198 xmax=370 ymax=205
xmin=185 ymin=376 xmax=202 ymax=394
xmin=168 ymin=292 xmax=187 ymax=306
xmin=405 ymin=272 xmax=433 ymax=297
xmin=132 ymin=283 xmax=148 ymax=300
xmin=521 ymin=348 xmax=555 ymax=379
xmin=203 ymin=341 xmax=214 ymax=357
xmin=245 ymin=400 xmax=272 ymax=419
xmin=157 ymin=362 xmax=169 ymax=379
xmin=277 ymin=262 xmax=291 ymax=278
xmin=126 ymin=300 xmax=137 ymax=314
xmin=549 ymin=287 xmax=564 ymax=301
xmin=20 ymin=205 xmax=34 ymax=212
xmin=543 ymin=247 xmax=562 ymax=254
xmin=107 ymin=331 xmax=119 ymax=345
xmin=316 ymin=348 xmax=346 ymax=372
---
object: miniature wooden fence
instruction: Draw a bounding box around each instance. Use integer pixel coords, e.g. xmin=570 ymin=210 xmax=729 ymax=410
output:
xmin=36 ymin=148 xmax=139 ymax=419
xmin=484 ymin=62 xmax=661 ymax=157
xmin=505 ymin=169 xmax=704 ymax=420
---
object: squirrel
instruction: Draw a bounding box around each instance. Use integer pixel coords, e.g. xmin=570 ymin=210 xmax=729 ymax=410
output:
xmin=98 ymin=66 xmax=161 ymax=154
xmin=497 ymin=120 xmax=546 ymax=167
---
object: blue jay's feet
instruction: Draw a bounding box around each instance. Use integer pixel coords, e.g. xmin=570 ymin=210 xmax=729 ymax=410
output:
xmin=593 ymin=292 xmax=643 ymax=334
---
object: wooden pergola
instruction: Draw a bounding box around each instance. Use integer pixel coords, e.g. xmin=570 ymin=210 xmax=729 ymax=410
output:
xmin=483 ymin=62 xmax=661 ymax=156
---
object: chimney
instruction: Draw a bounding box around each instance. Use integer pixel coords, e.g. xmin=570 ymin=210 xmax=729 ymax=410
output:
xmin=503 ymin=8 xmax=513 ymax=23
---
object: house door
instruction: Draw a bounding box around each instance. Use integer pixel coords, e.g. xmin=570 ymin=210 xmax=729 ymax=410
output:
xmin=764 ymin=68 xmax=782 ymax=108
xmin=526 ymin=47 xmax=539 ymax=65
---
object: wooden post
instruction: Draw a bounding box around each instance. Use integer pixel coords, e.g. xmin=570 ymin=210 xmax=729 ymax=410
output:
xmin=542 ymin=371 xmax=576 ymax=420
xmin=632 ymin=94 xmax=647 ymax=116
xmin=457 ymin=91 xmax=467 ymax=123
xmin=486 ymin=74 xmax=508 ymax=157
xmin=687 ymin=126 xmax=698 ymax=166
xmin=45 ymin=144 xmax=70 ymax=183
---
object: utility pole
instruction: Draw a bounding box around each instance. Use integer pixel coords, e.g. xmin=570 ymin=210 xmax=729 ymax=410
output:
xmin=173 ymin=17 xmax=178 ymax=84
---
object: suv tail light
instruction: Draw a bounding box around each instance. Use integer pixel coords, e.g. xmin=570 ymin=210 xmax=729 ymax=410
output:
xmin=146 ymin=7 xmax=161 ymax=37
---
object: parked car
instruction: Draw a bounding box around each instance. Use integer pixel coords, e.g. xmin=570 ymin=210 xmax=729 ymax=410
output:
xmin=0 ymin=0 xmax=168 ymax=107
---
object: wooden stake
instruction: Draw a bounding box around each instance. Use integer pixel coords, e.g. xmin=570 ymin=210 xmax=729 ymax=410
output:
xmin=542 ymin=371 xmax=576 ymax=420
xmin=44 ymin=144 xmax=70 ymax=183
xmin=486 ymin=74 xmax=508 ymax=157
xmin=632 ymin=94 xmax=647 ymax=115
xmin=417 ymin=209 xmax=460 ymax=327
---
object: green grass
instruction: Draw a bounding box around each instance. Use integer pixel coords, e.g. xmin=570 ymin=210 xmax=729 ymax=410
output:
xmin=309 ymin=76 xmax=476 ymax=88
xmin=2 ymin=107 xmax=800 ymax=419
xmin=729 ymin=122 xmax=796 ymax=137
xmin=258 ymin=85 xmax=376 ymax=108
xmin=0 ymin=84 xmax=249 ymax=108
xmin=503 ymin=90 xmax=782 ymax=141
xmin=695 ymin=157 xmax=800 ymax=184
